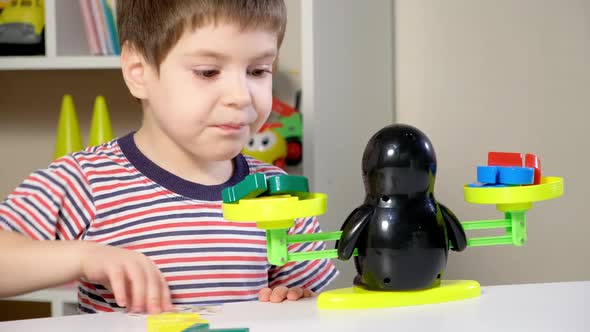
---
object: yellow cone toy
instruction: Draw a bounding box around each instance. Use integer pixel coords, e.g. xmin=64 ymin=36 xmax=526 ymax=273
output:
xmin=53 ymin=94 xmax=83 ymax=160
xmin=88 ymin=95 xmax=114 ymax=146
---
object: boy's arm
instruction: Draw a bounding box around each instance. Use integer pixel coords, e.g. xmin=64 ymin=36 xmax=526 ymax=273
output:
xmin=0 ymin=230 xmax=172 ymax=313
xmin=0 ymin=230 xmax=84 ymax=297
xmin=0 ymin=155 xmax=173 ymax=313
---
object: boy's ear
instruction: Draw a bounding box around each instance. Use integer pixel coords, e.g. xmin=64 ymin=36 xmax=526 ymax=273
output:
xmin=121 ymin=42 xmax=149 ymax=99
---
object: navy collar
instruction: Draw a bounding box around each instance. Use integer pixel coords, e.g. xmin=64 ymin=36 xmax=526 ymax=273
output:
xmin=118 ymin=132 xmax=249 ymax=201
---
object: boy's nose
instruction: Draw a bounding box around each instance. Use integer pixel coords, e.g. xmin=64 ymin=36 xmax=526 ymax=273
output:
xmin=223 ymin=77 xmax=252 ymax=109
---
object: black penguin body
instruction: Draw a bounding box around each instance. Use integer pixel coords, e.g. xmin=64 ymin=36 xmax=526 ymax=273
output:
xmin=337 ymin=124 xmax=466 ymax=291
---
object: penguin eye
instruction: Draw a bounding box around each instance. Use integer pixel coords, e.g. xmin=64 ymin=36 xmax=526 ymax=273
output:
xmin=381 ymin=195 xmax=390 ymax=202
xmin=248 ymin=138 xmax=255 ymax=147
xmin=262 ymin=137 xmax=270 ymax=146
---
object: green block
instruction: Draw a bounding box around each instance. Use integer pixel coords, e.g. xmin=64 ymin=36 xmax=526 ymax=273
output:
xmin=222 ymin=173 xmax=268 ymax=203
xmin=266 ymin=175 xmax=309 ymax=196
xmin=183 ymin=323 xmax=210 ymax=331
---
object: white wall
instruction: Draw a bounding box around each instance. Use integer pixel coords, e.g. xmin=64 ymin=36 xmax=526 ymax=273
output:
xmin=395 ymin=0 xmax=589 ymax=285
xmin=302 ymin=0 xmax=395 ymax=289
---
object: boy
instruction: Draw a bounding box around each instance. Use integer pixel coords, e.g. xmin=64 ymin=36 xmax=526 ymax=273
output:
xmin=0 ymin=0 xmax=337 ymax=315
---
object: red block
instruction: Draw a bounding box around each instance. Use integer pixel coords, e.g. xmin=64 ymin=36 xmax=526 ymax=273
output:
xmin=488 ymin=152 xmax=522 ymax=167
xmin=525 ymin=153 xmax=542 ymax=184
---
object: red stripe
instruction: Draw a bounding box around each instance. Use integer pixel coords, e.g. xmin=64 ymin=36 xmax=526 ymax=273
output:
xmin=303 ymin=262 xmax=334 ymax=289
xmin=11 ymin=190 xmax=57 ymax=218
xmin=0 ymin=209 xmax=37 ymax=238
xmin=172 ymin=289 xmax=260 ymax=299
xmin=93 ymin=203 xmax=222 ymax=227
xmin=77 ymin=155 xmax=126 ymax=164
xmin=80 ymin=280 xmax=97 ymax=291
xmin=79 ymin=281 xmax=115 ymax=299
xmin=254 ymin=167 xmax=280 ymax=173
xmin=79 ymin=297 xmax=114 ymax=312
xmin=94 ymin=178 xmax=151 ymax=192
xmin=95 ymin=190 xmax=176 ymax=210
xmin=124 ymin=238 xmax=265 ymax=250
xmin=93 ymin=221 xmax=256 ymax=243
xmin=27 ymin=174 xmax=62 ymax=198
xmin=270 ymin=259 xmax=321 ymax=288
xmin=86 ymin=168 xmax=130 ymax=177
xmin=59 ymin=196 xmax=84 ymax=236
xmin=57 ymin=159 xmax=95 ymax=221
xmin=154 ymin=256 xmax=267 ymax=264
xmin=12 ymin=200 xmax=54 ymax=237
xmin=166 ymin=273 xmax=267 ymax=282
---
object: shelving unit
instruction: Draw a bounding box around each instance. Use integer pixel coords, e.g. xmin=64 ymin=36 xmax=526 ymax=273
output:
xmin=6 ymin=284 xmax=78 ymax=317
xmin=0 ymin=55 xmax=119 ymax=70
xmin=0 ymin=0 xmax=120 ymax=70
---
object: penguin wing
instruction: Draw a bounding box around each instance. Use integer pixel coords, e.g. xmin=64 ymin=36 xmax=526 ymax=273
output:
xmin=439 ymin=203 xmax=468 ymax=252
xmin=336 ymin=205 xmax=374 ymax=260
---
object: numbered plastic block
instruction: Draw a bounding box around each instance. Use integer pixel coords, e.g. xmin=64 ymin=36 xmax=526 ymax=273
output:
xmin=524 ymin=153 xmax=542 ymax=185
xmin=222 ymin=173 xmax=268 ymax=203
xmin=488 ymin=152 xmax=522 ymax=167
xmin=497 ymin=167 xmax=534 ymax=185
xmin=477 ymin=166 xmax=499 ymax=183
xmin=467 ymin=182 xmax=510 ymax=188
xmin=267 ymin=175 xmax=309 ymax=195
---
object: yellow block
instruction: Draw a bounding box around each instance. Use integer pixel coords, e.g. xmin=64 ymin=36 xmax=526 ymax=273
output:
xmin=317 ymin=280 xmax=481 ymax=310
xmin=147 ymin=312 xmax=208 ymax=332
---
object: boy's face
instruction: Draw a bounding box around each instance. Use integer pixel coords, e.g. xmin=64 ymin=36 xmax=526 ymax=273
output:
xmin=136 ymin=22 xmax=278 ymax=162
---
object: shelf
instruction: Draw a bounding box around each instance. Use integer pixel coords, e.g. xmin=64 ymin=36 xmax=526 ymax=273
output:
xmin=0 ymin=55 xmax=120 ymax=70
xmin=5 ymin=284 xmax=78 ymax=316
xmin=0 ymin=0 xmax=120 ymax=70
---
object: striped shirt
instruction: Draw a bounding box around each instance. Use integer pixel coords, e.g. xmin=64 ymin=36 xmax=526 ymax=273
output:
xmin=0 ymin=133 xmax=338 ymax=313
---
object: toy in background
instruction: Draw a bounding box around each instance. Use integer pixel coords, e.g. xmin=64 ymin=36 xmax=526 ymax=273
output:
xmin=270 ymin=95 xmax=303 ymax=166
xmin=242 ymin=123 xmax=287 ymax=169
xmin=0 ymin=0 xmax=11 ymax=10
xmin=53 ymin=94 xmax=114 ymax=160
xmin=221 ymin=123 xmax=564 ymax=310
xmin=242 ymin=94 xmax=303 ymax=169
xmin=0 ymin=0 xmax=45 ymax=56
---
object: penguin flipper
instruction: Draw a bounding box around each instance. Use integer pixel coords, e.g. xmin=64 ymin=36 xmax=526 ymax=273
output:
xmin=439 ymin=203 xmax=467 ymax=252
xmin=336 ymin=205 xmax=374 ymax=260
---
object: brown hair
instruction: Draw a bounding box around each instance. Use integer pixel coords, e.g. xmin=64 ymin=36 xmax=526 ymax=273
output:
xmin=117 ymin=0 xmax=287 ymax=70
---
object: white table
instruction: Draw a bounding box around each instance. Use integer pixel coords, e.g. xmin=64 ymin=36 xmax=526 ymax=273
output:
xmin=0 ymin=281 xmax=588 ymax=332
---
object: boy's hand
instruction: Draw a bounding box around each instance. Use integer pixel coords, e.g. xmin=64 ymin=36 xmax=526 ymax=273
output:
xmin=78 ymin=242 xmax=174 ymax=314
xmin=258 ymin=286 xmax=314 ymax=303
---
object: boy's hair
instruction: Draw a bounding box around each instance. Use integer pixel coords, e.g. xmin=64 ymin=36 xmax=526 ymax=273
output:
xmin=117 ymin=0 xmax=287 ymax=71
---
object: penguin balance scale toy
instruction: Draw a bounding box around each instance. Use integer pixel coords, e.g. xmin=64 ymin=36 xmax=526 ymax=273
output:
xmin=336 ymin=124 xmax=467 ymax=291
xmin=221 ymin=123 xmax=564 ymax=310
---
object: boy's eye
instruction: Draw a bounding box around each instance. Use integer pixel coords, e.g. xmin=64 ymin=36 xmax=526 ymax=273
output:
xmin=248 ymin=68 xmax=272 ymax=77
xmin=194 ymin=69 xmax=220 ymax=78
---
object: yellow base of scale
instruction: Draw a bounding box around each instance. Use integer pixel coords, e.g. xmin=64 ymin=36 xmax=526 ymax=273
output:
xmin=317 ymin=280 xmax=481 ymax=310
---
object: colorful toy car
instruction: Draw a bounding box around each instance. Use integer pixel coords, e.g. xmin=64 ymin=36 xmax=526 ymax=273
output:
xmin=268 ymin=98 xmax=303 ymax=166
xmin=0 ymin=0 xmax=44 ymax=45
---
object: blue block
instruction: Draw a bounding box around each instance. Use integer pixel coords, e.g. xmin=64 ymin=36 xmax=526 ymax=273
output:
xmin=498 ymin=167 xmax=534 ymax=185
xmin=477 ymin=166 xmax=499 ymax=183
xmin=468 ymin=182 xmax=509 ymax=188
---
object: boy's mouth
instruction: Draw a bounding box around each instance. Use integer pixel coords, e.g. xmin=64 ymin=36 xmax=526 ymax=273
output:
xmin=213 ymin=123 xmax=247 ymax=132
